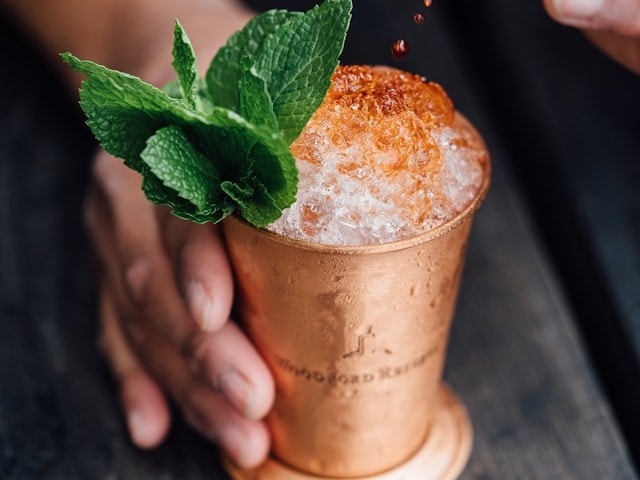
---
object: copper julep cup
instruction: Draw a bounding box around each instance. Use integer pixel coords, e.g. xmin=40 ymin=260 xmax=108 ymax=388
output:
xmin=222 ymin=116 xmax=490 ymax=480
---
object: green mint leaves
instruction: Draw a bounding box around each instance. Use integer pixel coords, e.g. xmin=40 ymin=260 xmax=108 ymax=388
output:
xmin=62 ymin=0 xmax=352 ymax=227
xmin=172 ymin=21 xmax=198 ymax=109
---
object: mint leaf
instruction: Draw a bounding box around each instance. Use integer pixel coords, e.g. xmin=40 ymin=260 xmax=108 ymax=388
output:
xmin=61 ymin=53 xmax=196 ymax=170
xmin=141 ymin=168 xmax=228 ymax=224
xmin=172 ymin=20 xmax=198 ymax=108
xmin=141 ymin=126 xmax=224 ymax=217
xmin=221 ymin=179 xmax=281 ymax=227
xmin=255 ymin=0 xmax=352 ymax=143
xmin=164 ymin=78 xmax=216 ymax=115
xmin=245 ymin=129 xmax=297 ymax=210
xmin=205 ymin=9 xmax=302 ymax=111
xmin=163 ymin=78 xmax=182 ymax=98
xmin=238 ymin=58 xmax=278 ymax=130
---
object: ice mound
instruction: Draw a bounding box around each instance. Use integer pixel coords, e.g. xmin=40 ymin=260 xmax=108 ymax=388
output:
xmin=268 ymin=65 xmax=489 ymax=245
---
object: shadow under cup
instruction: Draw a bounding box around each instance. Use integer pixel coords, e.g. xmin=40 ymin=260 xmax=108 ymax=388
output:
xmin=222 ymin=116 xmax=490 ymax=479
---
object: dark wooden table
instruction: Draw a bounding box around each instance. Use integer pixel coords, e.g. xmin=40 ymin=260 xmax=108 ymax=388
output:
xmin=1 ymin=0 xmax=639 ymax=478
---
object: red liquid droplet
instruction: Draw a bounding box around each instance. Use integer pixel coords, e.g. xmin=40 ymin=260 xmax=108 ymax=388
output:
xmin=391 ymin=39 xmax=410 ymax=59
xmin=413 ymin=13 xmax=425 ymax=24
xmin=424 ymin=0 xmax=433 ymax=7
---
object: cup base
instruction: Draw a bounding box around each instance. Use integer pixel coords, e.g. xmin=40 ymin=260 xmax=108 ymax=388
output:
xmin=223 ymin=383 xmax=472 ymax=480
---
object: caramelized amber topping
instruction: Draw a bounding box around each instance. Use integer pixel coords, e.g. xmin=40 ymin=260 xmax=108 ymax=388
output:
xmin=273 ymin=65 xmax=485 ymax=244
xmin=326 ymin=65 xmax=453 ymax=124
xmin=291 ymin=65 xmax=455 ymax=180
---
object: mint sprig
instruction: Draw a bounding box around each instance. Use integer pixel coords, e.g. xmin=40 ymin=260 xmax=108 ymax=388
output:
xmin=172 ymin=20 xmax=198 ymax=109
xmin=62 ymin=0 xmax=352 ymax=227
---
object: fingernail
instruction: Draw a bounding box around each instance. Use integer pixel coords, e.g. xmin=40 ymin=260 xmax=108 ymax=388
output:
xmin=220 ymin=425 xmax=253 ymax=468
xmin=218 ymin=370 xmax=254 ymax=418
xmin=186 ymin=281 xmax=214 ymax=331
xmin=554 ymin=0 xmax=603 ymax=21
xmin=128 ymin=410 xmax=152 ymax=447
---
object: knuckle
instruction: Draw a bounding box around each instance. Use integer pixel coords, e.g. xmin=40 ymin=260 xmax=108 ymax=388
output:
xmin=122 ymin=255 xmax=153 ymax=307
xmin=180 ymin=329 xmax=209 ymax=376
xmin=179 ymin=386 xmax=219 ymax=441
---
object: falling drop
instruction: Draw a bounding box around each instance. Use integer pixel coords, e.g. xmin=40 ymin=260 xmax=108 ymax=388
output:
xmin=391 ymin=39 xmax=410 ymax=59
xmin=413 ymin=13 xmax=425 ymax=24
xmin=424 ymin=0 xmax=433 ymax=7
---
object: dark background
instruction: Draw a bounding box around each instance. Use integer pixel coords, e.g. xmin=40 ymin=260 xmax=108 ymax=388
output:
xmin=1 ymin=0 xmax=638 ymax=478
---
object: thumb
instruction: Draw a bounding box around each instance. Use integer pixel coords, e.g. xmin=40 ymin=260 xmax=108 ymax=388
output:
xmin=544 ymin=0 xmax=640 ymax=35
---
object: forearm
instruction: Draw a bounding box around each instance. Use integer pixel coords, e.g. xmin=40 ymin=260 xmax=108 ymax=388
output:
xmin=3 ymin=0 xmax=254 ymax=88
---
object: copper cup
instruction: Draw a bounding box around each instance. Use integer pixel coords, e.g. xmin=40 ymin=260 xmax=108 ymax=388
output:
xmin=222 ymin=115 xmax=490 ymax=479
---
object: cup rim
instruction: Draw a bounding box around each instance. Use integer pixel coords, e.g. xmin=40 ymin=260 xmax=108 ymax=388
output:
xmin=227 ymin=167 xmax=490 ymax=256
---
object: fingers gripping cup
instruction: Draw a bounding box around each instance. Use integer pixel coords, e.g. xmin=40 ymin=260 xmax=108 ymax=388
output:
xmin=223 ymin=66 xmax=490 ymax=479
